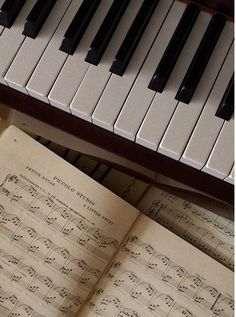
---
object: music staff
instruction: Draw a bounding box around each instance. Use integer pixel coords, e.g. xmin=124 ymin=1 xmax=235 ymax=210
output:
xmin=88 ymin=289 xmax=194 ymax=317
xmin=88 ymin=292 xmax=141 ymax=317
xmin=0 ymin=221 xmax=102 ymax=287
xmin=0 ymin=285 xmax=45 ymax=317
xmin=0 ymin=250 xmax=84 ymax=316
xmin=102 ymin=262 xmax=195 ymax=317
xmin=0 ymin=210 xmax=103 ymax=288
xmin=120 ymin=235 xmax=233 ymax=317
xmin=0 ymin=173 xmax=118 ymax=262
xmin=145 ymin=195 xmax=234 ymax=270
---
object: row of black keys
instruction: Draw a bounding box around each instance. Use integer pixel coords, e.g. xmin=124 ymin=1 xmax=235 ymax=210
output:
xmin=0 ymin=0 xmax=234 ymax=118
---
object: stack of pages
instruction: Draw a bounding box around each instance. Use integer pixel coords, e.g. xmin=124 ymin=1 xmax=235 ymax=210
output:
xmin=0 ymin=126 xmax=233 ymax=317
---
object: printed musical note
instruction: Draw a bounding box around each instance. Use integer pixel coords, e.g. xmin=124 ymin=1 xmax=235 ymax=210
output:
xmin=0 ymin=173 xmax=119 ymax=262
xmin=119 ymin=235 xmax=233 ymax=317
xmin=161 ymin=265 xmax=186 ymax=286
xmin=212 ymin=295 xmax=234 ymax=317
xmin=0 ymin=213 xmax=21 ymax=239
xmin=113 ymin=270 xmax=138 ymax=289
xmin=0 ymin=205 xmax=4 ymax=217
xmin=11 ymin=265 xmax=36 ymax=284
xmin=0 ymin=285 xmax=45 ymax=317
xmin=88 ymin=289 xmax=194 ymax=317
xmin=45 ymin=206 xmax=71 ymax=230
xmin=139 ymin=188 xmax=234 ymax=270
xmin=148 ymin=293 xmax=174 ymax=315
xmin=28 ymin=196 xmax=54 ymax=221
xmin=171 ymin=306 xmax=193 ymax=317
xmin=0 ymin=250 xmax=86 ymax=316
xmin=93 ymin=295 xmax=122 ymax=316
xmin=98 ymin=261 xmax=198 ymax=317
xmin=147 ymin=254 xmax=170 ymax=276
xmin=11 ymin=226 xmax=37 ymax=250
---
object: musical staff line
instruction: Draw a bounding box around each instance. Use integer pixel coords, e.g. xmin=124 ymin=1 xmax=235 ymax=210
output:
xmin=0 ymin=173 xmax=119 ymax=262
xmin=121 ymin=235 xmax=234 ymax=317
xmin=0 ymin=210 xmax=102 ymax=289
xmin=0 ymin=285 xmax=45 ymax=317
xmin=87 ymin=291 xmax=142 ymax=317
xmin=0 ymin=248 xmax=85 ymax=316
xmin=102 ymin=261 xmax=195 ymax=317
xmin=144 ymin=192 xmax=234 ymax=270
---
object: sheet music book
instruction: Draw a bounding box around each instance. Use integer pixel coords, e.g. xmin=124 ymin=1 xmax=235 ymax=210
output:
xmin=0 ymin=126 xmax=233 ymax=317
xmin=137 ymin=186 xmax=234 ymax=271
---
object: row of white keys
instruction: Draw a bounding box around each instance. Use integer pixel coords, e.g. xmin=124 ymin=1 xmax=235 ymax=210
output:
xmin=89 ymin=0 xmax=174 ymax=130
xmin=0 ymin=0 xmax=36 ymax=85
xmin=113 ymin=1 xmax=185 ymax=139
xmin=26 ymin=0 xmax=83 ymax=103
xmin=48 ymin=1 xmax=111 ymax=112
xmin=4 ymin=0 xmax=73 ymax=94
xmin=224 ymin=165 xmax=234 ymax=184
xmin=202 ymin=115 xmax=234 ymax=179
xmin=136 ymin=10 xmax=211 ymax=150
xmin=70 ymin=0 xmax=144 ymax=121
xmin=158 ymin=20 xmax=234 ymax=160
xmin=181 ymin=44 xmax=234 ymax=169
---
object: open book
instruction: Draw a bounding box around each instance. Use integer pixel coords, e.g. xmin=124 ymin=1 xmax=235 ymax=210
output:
xmin=0 ymin=126 xmax=233 ymax=317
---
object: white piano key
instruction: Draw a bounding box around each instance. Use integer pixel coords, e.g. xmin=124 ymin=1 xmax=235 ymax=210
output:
xmin=202 ymin=116 xmax=234 ymax=179
xmin=26 ymin=0 xmax=82 ymax=103
xmin=78 ymin=0 xmax=174 ymax=126
xmin=4 ymin=0 xmax=72 ymax=94
xmin=70 ymin=0 xmax=144 ymax=121
xmin=224 ymin=166 xmax=234 ymax=184
xmin=136 ymin=10 xmax=211 ymax=150
xmin=113 ymin=1 xmax=185 ymax=139
xmin=48 ymin=1 xmax=111 ymax=112
xmin=158 ymin=21 xmax=233 ymax=160
xmin=180 ymin=44 xmax=234 ymax=169
xmin=0 ymin=0 xmax=36 ymax=85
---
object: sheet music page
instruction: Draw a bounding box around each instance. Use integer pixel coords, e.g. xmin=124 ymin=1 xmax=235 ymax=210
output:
xmin=137 ymin=186 xmax=234 ymax=270
xmin=0 ymin=126 xmax=139 ymax=317
xmin=80 ymin=214 xmax=233 ymax=317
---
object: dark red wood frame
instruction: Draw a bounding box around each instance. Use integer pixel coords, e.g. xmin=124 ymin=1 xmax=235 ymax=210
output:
xmin=0 ymin=84 xmax=233 ymax=206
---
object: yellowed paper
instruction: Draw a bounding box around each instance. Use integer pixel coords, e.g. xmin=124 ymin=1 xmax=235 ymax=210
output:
xmin=9 ymin=110 xmax=156 ymax=180
xmin=137 ymin=187 xmax=234 ymax=270
xmin=82 ymin=214 xmax=233 ymax=317
xmin=0 ymin=126 xmax=139 ymax=317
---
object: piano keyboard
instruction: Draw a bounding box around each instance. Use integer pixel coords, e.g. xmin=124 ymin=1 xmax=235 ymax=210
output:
xmin=0 ymin=0 xmax=234 ymax=195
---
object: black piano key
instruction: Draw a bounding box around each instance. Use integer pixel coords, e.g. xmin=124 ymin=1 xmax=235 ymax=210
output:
xmin=0 ymin=0 xmax=26 ymax=28
xmin=85 ymin=0 xmax=130 ymax=65
xmin=59 ymin=0 xmax=101 ymax=55
xmin=110 ymin=0 xmax=160 ymax=76
xmin=175 ymin=13 xmax=226 ymax=104
xmin=148 ymin=3 xmax=200 ymax=93
xmin=22 ymin=0 xmax=56 ymax=39
xmin=215 ymin=75 xmax=234 ymax=121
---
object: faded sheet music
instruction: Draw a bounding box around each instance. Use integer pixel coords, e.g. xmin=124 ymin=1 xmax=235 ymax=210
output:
xmin=81 ymin=214 xmax=233 ymax=317
xmin=0 ymin=126 xmax=139 ymax=317
xmin=137 ymin=187 xmax=234 ymax=270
